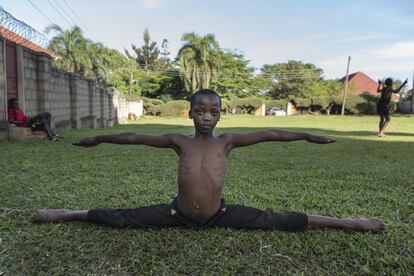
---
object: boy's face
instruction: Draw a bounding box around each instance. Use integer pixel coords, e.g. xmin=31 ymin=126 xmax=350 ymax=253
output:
xmin=189 ymin=94 xmax=221 ymax=135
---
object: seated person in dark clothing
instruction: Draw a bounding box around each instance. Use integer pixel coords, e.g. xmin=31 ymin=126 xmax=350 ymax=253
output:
xmin=376 ymin=78 xmax=408 ymax=137
xmin=7 ymin=98 xmax=60 ymax=141
xmin=32 ymin=89 xmax=385 ymax=233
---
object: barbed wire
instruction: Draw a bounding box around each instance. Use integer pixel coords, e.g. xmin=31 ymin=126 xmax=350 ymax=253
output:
xmin=0 ymin=5 xmax=49 ymax=48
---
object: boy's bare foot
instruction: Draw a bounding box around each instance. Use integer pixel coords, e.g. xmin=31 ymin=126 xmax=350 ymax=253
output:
xmin=378 ymin=132 xmax=386 ymax=137
xmin=343 ymin=218 xmax=386 ymax=233
xmin=31 ymin=209 xmax=72 ymax=223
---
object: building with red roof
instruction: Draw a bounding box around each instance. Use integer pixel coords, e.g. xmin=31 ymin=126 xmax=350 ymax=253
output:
xmin=340 ymin=71 xmax=399 ymax=102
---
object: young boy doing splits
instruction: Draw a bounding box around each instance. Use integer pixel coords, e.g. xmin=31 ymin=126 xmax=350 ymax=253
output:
xmin=377 ymin=78 xmax=408 ymax=137
xmin=32 ymin=89 xmax=385 ymax=233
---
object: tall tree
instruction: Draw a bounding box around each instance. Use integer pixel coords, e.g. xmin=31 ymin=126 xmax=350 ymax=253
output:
xmin=45 ymin=24 xmax=89 ymax=74
xmin=126 ymin=29 xmax=160 ymax=72
xmin=177 ymin=32 xmax=220 ymax=92
xmin=158 ymin=39 xmax=173 ymax=70
xmin=261 ymin=60 xmax=324 ymax=99
xmin=86 ymin=42 xmax=129 ymax=86
xmin=210 ymin=50 xmax=256 ymax=99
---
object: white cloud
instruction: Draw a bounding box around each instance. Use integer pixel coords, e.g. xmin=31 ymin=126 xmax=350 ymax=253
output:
xmin=373 ymin=42 xmax=414 ymax=59
xmin=140 ymin=0 xmax=164 ymax=9
xmin=320 ymin=41 xmax=414 ymax=84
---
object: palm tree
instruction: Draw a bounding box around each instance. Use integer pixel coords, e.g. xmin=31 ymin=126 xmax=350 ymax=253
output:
xmin=86 ymin=42 xmax=129 ymax=86
xmin=177 ymin=32 xmax=220 ymax=92
xmin=45 ymin=24 xmax=90 ymax=74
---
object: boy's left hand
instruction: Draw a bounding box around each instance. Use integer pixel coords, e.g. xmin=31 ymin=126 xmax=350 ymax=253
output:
xmin=307 ymin=135 xmax=336 ymax=144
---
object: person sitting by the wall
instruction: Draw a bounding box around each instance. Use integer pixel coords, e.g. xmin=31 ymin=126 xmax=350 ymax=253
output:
xmin=7 ymin=98 xmax=60 ymax=142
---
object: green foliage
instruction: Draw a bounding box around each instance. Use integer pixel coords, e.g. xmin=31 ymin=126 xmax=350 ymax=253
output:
xmin=220 ymin=99 xmax=231 ymax=113
xmin=229 ymin=97 xmax=264 ymax=114
xmin=126 ymin=29 xmax=160 ymax=71
xmin=160 ymin=100 xmax=190 ymax=117
xmin=289 ymin=94 xmax=398 ymax=115
xmin=46 ymin=24 xmax=129 ymax=87
xmin=178 ymin=32 xmax=220 ymax=92
xmin=46 ymin=24 xmax=90 ymax=74
xmin=261 ymin=60 xmax=324 ymax=99
xmin=293 ymin=98 xmax=312 ymax=107
xmin=142 ymin=97 xmax=164 ymax=115
xmin=210 ymin=50 xmax=258 ymax=98
xmin=312 ymin=96 xmax=331 ymax=108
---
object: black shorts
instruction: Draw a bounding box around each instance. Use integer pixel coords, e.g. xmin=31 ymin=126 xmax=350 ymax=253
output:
xmin=377 ymin=102 xmax=389 ymax=116
xmin=87 ymin=198 xmax=308 ymax=232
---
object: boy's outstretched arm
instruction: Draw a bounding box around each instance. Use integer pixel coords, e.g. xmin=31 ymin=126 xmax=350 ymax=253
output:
xmin=394 ymin=78 xmax=408 ymax=93
xmin=225 ymin=130 xmax=335 ymax=149
xmin=73 ymin=132 xmax=182 ymax=150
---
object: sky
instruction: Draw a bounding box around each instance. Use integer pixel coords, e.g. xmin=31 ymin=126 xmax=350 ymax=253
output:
xmin=1 ymin=0 xmax=414 ymax=86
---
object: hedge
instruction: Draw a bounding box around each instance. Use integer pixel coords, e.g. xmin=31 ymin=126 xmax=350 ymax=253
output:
xmin=291 ymin=94 xmax=397 ymax=115
xmin=160 ymin=100 xmax=190 ymax=117
xmin=143 ymin=94 xmax=391 ymax=116
xmin=228 ymin=97 xmax=264 ymax=114
xmin=142 ymin=97 xmax=164 ymax=116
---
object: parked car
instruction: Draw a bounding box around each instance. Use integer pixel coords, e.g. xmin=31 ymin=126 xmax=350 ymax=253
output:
xmin=266 ymin=107 xmax=287 ymax=116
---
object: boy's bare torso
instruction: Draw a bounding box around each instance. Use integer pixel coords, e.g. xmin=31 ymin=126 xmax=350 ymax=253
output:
xmin=173 ymin=134 xmax=231 ymax=221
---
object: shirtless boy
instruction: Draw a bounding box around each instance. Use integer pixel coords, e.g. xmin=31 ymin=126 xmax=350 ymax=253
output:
xmin=377 ymin=78 xmax=408 ymax=137
xmin=32 ymin=89 xmax=385 ymax=233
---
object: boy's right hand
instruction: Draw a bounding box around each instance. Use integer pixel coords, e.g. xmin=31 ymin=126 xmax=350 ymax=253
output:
xmin=73 ymin=137 xmax=100 ymax=147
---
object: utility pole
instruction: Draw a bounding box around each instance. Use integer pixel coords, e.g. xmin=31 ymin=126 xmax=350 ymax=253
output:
xmin=341 ymin=56 xmax=351 ymax=116
xmin=128 ymin=63 xmax=134 ymax=95
xmin=411 ymin=70 xmax=414 ymax=114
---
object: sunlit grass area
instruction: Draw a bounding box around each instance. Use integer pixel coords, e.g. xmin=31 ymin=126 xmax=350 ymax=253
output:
xmin=1 ymin=115 xmax=413 ymax=274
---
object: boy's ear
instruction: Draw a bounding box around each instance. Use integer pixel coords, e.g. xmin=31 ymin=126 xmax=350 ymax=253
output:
xmin=188 ymin=109 xmax=193 ymax=119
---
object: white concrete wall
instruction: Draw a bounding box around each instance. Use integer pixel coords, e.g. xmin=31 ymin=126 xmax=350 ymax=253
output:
xmin=112 ymin=91 xmax=143 ymax=123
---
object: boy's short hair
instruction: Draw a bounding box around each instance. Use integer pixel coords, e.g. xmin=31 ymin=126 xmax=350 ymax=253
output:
xmin=385 ymin=78 xmax=393 ymax=86
xmin=190 ymin=89 xmax=221 ymax=109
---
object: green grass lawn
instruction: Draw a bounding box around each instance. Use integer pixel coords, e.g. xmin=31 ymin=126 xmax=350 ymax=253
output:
xmin=1 ymin=115 xmax=413 ymax=274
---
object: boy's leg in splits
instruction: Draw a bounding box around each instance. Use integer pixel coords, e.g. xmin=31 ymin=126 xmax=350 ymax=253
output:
xmin=32 ymin=204 xmax=181 ymax=228
xmin=306 ymin=215 xmax=386 ymax=232
xmin=212 ymin=204 xmax=386 ymax=233
xmin=32 ymin=205 xmax=386 ymax=233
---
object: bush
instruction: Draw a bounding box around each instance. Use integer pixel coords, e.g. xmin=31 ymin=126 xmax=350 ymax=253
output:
xmin=160 ymin=100 xmax=190 ymax=117
xmin=289 ymin=95 xmax=395 ymax=115
xmin=294 ymin=98 xmax=312 ymax=107
xmin=229 ymin=97 xmax=264 ymax=114
xmin=342 ymin=96 xmax=366 ymax=114
xmin=142 ymin=97 xmax=164 ymax=116
xmin=221 ymin=99 xmax=231 ymax=113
